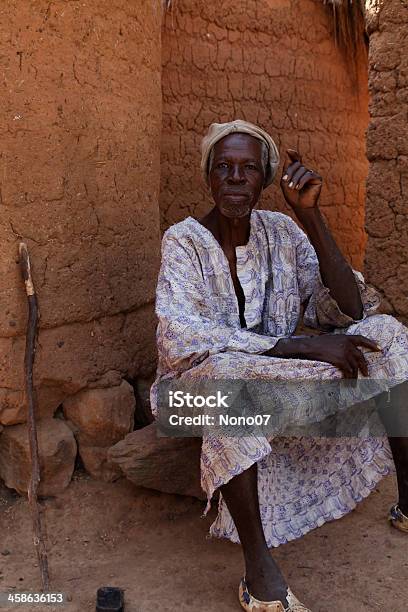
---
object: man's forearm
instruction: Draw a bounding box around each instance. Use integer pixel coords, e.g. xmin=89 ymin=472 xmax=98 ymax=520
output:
xmin=264 ymin=334 xmax=381 ymax=379
xmin=295 ymin=207 xmax=363 ymax=319
xmin=265 ymin=337 xmax=311 ymax=358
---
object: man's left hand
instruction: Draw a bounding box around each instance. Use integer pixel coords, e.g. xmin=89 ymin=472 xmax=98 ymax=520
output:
xmin=280 ymin=149 xmax=322 ymax=210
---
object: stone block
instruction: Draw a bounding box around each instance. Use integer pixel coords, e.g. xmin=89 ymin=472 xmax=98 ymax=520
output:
xmin=63 ymin=380 xmax=135 ymax=480
xmin=79 ymin=446 xmax=122 ymax=483
xmin=108 ymin=422 xmax=205 ymax=500
xmin=0 ymin=389 xmax=25 ymax=425
xmin=63 ymin=380 xmax=135 ymax=447
xmin=0 ymin=418 xmax=77 ymax=496
xmin=0 ymin=386 xmax=68 ymax=426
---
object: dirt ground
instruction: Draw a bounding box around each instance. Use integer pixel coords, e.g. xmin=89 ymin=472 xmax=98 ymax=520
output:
xmin=0 ymin=471 xmax=407 ymax=612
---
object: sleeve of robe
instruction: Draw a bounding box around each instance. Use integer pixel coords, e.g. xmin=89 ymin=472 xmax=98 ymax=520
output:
xmin=155 ymin=229 xmax=283 ymax=373
xmin=290 ymin=218 xmax=381 ymax=331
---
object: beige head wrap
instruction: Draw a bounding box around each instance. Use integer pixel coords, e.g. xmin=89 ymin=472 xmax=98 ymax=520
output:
xmin=200 ymin=119 xmax=280 ymax=188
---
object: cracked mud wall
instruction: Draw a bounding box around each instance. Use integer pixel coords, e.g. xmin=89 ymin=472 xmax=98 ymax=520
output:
xmin=365 ymin=0 xmax=408 ymax=323
xmin=161 ymin=0 xmax=369 ymax=268
xmin=0 ymin=1 xmax=162 ymax=424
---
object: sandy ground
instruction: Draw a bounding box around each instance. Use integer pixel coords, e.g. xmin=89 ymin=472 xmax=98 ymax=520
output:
xmin=0 ymin=471 xmax=407 ymax=612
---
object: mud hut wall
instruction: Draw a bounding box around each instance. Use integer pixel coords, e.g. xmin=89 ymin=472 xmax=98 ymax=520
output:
xmin=160 ymin=0 xmax=369 ymax=268
xmin=364 ymin=0 xmax=408 ymax=323
xmin=0 ymin=1 xmax=162 ymax=425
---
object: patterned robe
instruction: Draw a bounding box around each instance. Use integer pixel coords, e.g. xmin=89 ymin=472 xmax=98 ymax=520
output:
xmin=150 ymin=210 xmax=408 ymax=547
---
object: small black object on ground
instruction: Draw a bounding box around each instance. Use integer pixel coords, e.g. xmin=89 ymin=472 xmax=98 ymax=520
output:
xmin=96 ymin=587 xmax=124 ymax=612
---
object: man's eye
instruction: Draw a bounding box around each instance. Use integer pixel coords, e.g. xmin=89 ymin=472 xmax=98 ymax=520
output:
xmin=217 ymin=162 xmax=228 ymax=169
xmin=246 ymin=164 xmax=257 ymax=170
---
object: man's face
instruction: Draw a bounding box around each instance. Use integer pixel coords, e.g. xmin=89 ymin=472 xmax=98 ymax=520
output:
xmin=208 ymin=133 xmax=265 ymax=219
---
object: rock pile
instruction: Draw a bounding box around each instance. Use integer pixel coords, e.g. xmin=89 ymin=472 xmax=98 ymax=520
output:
xmin=0 ymin=376 xmax=204 ymax=501
xmin=0 ymin=379 xmax=137 ymax=495
xmin=63 ymin=380 xmax=135 ymax=482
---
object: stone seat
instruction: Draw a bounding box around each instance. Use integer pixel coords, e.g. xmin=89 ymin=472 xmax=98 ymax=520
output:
xmin=107 ymin=422 xmax=205 ymax=500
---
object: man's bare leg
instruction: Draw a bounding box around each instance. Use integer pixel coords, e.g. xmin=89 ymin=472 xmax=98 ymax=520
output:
xmin=388 ymin=437 xmax=408 ymax=514
xmin=220 ymin=462 xmax=289 ymax=604
xmin=378 ymin=382 xmax=408 ymax=514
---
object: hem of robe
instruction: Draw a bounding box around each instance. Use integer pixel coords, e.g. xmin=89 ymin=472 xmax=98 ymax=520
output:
xmin=200 ymin=437 xmax=395 ymax=548
xmin=200 ymin=434 xmax=273 ymax=518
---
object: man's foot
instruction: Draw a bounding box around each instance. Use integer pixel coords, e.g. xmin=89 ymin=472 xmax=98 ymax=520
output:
xmin=245 ymin=554 xmax=289 ymax=606
xmin=390 ymin=503 xmax=408 ymax=533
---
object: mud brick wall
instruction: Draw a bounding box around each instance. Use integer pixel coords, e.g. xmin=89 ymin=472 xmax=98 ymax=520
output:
xmin=364 ymin=0 xmax=408 ymax=323
xmin=0 ymin=1 xmax=162 ymax=425
xmin=160 ymin=0 xmax=369 ymax=268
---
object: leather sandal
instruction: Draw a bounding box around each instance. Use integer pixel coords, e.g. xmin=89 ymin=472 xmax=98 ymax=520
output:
xmin=239 ymin=577 xmax=311 ymax=612
xmin=389 ymin=504 xmax=408 ymax=533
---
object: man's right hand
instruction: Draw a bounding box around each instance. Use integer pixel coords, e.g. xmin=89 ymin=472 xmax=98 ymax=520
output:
xmin=264 ymin=334 xmax=382 ymax=379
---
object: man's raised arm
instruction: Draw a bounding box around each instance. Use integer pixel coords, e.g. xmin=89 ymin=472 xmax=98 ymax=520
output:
xmin=280 ymin=149 xmax=362 ymax=320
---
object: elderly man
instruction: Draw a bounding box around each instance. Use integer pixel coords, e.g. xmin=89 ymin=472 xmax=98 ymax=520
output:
xmin=150 ymin=120 xmax=408 ymax=611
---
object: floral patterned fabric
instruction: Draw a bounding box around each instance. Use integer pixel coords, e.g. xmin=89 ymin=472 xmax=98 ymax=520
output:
xmin=150 ymin=210 xmax=408 ymax=547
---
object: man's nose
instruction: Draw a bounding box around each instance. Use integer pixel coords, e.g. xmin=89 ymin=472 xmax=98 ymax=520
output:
xmin=228 ymin=164 xmax=246 ymax=183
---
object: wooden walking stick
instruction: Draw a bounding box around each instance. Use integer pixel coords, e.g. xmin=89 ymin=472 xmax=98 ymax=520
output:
xmin=18 ymin=242 xmax=50 ymax=591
